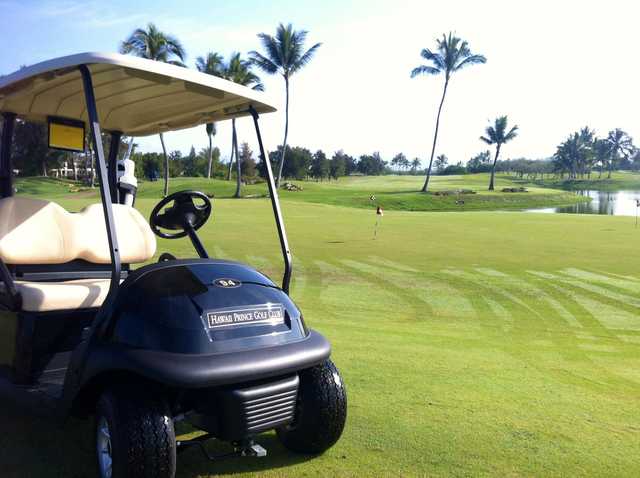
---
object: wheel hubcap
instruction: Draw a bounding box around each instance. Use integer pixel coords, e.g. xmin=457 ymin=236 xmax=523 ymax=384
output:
xmin=97 ymin=416 xmax=113 ymax=478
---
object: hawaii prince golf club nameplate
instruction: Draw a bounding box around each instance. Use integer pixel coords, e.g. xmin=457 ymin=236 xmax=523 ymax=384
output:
xmin=207 ymin=304 xmax=285 ymax=329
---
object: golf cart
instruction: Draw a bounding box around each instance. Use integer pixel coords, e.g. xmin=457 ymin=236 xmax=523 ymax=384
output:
xmin=0 ymin=53 xmax=346 ymax=478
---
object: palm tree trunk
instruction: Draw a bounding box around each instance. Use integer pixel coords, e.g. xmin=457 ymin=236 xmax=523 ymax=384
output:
xmin=233 ymin=121 xmax=241 ymax=198
xmin=276 ymin=76 xmax=290 ymax=188
xmin=488 ymin=144 xmax=501 ymax=191
xmin=90 ymin=151 xmax=95 ymax=187
xmin=227 ymin=125 xmax=234 ymax=181
xmin=422 ymin=79 xmax=449 ymax=192
xmin=72 ymin=154 xmax=78 ymax=181
xmin=207 ymin=133 xmax=213 ymax=178
xmin=159 ymin=132 xmax=169 ymax=197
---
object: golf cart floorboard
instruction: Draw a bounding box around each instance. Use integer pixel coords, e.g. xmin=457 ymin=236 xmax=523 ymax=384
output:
xmin=0 ymin=352 xmax=70 ymax=417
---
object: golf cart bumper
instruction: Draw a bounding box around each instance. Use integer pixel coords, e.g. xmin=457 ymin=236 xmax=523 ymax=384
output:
xmin=86 ymin=330 xmax=330 ymax=388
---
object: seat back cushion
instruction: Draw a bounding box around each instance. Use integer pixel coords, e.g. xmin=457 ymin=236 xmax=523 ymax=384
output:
xmin=0 ymin=197 xmax=156 ymax=264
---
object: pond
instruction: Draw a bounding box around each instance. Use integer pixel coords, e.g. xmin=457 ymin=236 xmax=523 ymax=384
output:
xmin=526 ymin=190 xmax=640 ymax=216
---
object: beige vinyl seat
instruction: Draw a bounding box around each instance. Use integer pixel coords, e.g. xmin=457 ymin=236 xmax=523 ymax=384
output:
xmin=0 ymin=197 xmax=156 ymax=312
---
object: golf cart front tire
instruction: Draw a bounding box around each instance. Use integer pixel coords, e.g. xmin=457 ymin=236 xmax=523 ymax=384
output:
xmin=277 ymin=359 xmax=347 ymax=454
xmin=95 ymin=386 xmax=176 ymax=478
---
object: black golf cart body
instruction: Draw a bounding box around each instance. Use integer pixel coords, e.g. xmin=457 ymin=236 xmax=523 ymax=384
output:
xmin=0 ymin=53 xmax=344 ymax=474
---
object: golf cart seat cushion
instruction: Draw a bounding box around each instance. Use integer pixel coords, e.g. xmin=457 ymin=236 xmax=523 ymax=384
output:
xmin=0 ymin=197 xmax=156 ymax=264
xmin=12 ymin=278 xmax=115 ymax=312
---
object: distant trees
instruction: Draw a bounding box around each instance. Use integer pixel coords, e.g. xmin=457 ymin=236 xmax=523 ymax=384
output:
xmin=250 ymin=23 xmax=321 ymax=188
xmin=132 ymin=147 xmax=219 ymax=180
xmin=433 ymin=154 xmax=448 ymax=174
xmin=410 ymin=158 xmax=422 ymax=174
xmin=120 ymin=23 xmax=186 ymax=196
xmin=329 ymin=151 xmax=347 ymax=179
xmin=358 ymin=152 xmax=387 ymax=175
xmin=239 ymin=142 xmax=257 ymax=179
xmin=502 ymin=158 xmax=554 ymax=180
xmin=266 ymin=146 xmax=311 ymax=180
xmin=440 ymin=162 xmax=466 ymax=175
xmin=310 ymin=150 xmax=330 ymax=180
xmin=467 ymin=150 xmax=492 ymax=173
xmin=411 ymin=32 xmax=486 ymax=192
xmin=606 ymin=129 xmax=635 ymax=178
xmin=391 ymin=153 xmax=410 ymax=172
xmin=12 ymin=120 xmax=64 ymax=176
xmin=553 ymin=127 xmax=594 ymax=179
xmin=552 ymin=128 xmax=635 ymax=179
xmin=480 ymin=116 xmax=519 ymax=190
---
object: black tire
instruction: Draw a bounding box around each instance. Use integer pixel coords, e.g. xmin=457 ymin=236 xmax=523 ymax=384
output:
xmin=277 ymin=359 xmax=347 ymax=454
xmin=95 ymin=386 xmax=176 ymax=478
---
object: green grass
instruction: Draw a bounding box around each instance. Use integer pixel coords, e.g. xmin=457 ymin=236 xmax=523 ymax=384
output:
xmin=1 ymin=177 xmax=639 ymax=477
xmin=529 ymin=171 xmax=640 ymax=192
xmin=16 ymin=173 xmax=589 ymax=212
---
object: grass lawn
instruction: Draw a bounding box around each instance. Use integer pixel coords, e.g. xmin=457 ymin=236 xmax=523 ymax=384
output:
xmin=14 ymin=173 xmax=589 ymax=212
xmin=1 ymin=178 xmax=639 ymax=477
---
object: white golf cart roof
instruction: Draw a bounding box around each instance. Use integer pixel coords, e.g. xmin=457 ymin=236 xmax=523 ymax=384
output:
xmin=0 ymin=52 xmax=277 ymax=136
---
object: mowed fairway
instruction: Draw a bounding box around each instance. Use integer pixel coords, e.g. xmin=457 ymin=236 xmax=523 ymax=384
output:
xmin=1 ymin=181 xmax=639 ymax=476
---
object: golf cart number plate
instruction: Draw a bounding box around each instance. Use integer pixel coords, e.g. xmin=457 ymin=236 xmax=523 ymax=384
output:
xmin=207 ymin=304 xmax=285 ymax=329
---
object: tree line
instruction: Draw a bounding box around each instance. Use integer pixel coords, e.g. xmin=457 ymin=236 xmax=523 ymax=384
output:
xmin=551 ymin=128 xmax=636 ymax=179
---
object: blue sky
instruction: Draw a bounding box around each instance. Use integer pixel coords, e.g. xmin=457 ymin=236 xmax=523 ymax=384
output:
xmin=1 ymin=0 xmax=638 ymax=164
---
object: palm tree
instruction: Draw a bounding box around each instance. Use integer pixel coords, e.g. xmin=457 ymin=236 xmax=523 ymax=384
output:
xmin=434 ymin=154 xmax=448 ymax=174
xmin=411 ymin=158 xmax=421 ymax=174
xmin=593 ymin=138 xmax=611 ymax=178
xmin=249 ymin=23 xmax=321 ymax=188
xmin=120 ymin=23 xmax=186 ymax=196
xmin=480 ymin=116 xmax=518 ymax=190
xmin=606 ymin=129 xmax=635 ymax=178
xmin=204 ymin=123 xmax=217 ymax=178
xmin=197 ymin=52 xmax=263 ymax=197
xmin=196 ymin=53 xmax=224 ymax=179
xmin=411 ymin=32 xmax=486 ymax=192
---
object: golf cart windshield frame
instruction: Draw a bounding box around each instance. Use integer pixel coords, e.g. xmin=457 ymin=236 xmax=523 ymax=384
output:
xmin=0 ymin=65 xmax=293 ymax=300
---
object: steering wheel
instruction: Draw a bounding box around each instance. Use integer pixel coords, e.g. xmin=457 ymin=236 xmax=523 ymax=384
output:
xmin=149 ymin=190 xmax=212 ymax=239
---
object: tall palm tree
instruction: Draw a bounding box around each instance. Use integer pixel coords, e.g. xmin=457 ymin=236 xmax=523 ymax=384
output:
xmin=197 ymin=52 xmax=263 ymax=197
xmin=480 ymin=116 xmax=518 ymax=190
xmin=120 ymin=23 xmax=186 ymax=196
xmin=411 ymin=32 xmax=486 ymax=192
xmin=196 ymin=53 xmax=224 ymax=179
xmin=606 ymin=129 xmax=635 ymax=178
xmin=249 ymin=23 xmax=321 ymax=187
xmin=205 ymin=123 xmax=217 ymax=178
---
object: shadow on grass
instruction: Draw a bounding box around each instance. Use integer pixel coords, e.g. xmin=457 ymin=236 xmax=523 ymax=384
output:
xmin=0 ymin=405 xmax=312 ymax=478
xmin=177 ymin=433 xmax=314 ymax=477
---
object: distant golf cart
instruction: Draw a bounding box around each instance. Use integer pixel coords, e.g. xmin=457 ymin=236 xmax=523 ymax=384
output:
xmin=0 ymin=53 xmax=346 ymax=478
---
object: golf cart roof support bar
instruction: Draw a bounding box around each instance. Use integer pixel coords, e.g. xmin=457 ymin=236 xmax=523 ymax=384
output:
xmin=249 ymin=106 xmax=292 ymax=294
xmin=0 ymin=112 xmax=17 ymax=198
xmin=107 ymin=131 xmax=122 ymax=204
xmin=78 ymin=65 xmax=122 ymax=295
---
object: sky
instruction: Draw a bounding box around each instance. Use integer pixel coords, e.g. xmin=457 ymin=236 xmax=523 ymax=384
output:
xmin=1 ymin=0 xmax=638 ymax=166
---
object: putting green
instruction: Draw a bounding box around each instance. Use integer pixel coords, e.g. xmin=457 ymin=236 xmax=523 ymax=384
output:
xmin=1 ymin=181 xmax=639 ymax=477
